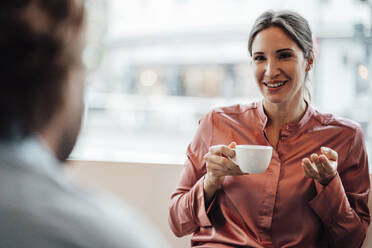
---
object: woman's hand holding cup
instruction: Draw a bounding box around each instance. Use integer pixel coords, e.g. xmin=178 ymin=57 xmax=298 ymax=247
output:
xmin=203 ymin=142 xmax=243 ymax=203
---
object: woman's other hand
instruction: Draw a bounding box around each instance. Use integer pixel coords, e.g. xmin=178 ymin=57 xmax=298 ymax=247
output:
xmin=203 ymin=142 xmax=244 ymax=203
xmin=302 ymin=147 xmax=338 ymax=186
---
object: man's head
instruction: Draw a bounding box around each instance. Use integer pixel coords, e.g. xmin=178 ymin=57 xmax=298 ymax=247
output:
xmin=0 ymin=0 xmax=86 ymax=161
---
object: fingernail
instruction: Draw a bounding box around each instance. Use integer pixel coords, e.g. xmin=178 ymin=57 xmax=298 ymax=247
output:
xmin=321 ymin=147 xmax=329 ymax=152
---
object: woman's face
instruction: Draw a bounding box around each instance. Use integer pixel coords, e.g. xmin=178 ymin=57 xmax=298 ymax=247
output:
xmin=251 ymin=26 xmax=310 ymax=105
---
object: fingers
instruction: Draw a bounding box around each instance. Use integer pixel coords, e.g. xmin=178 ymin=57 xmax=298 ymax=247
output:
xmin=310 ymin=153 xmax=318 ymax=163
xmin=318 ymin=155 xmax=331 ymax=170
xmin=205 ymin=154 xmax=231 ymax=169
xmin=205 ymin=143 xmax=242 ymax=178
xmin=311 ymin=152 xmax=336 ymax=173
xmin=309 ymin=153 xmax=326 ymax=176
xmin=204 ymin=153 xmax=243 ymax=177
xmin=208 ymin=144 xmax=235 ymax=158
xmin=321 ymin=147 xmax=338 ymax=161
xmin=302 ymin=158 xmax=319 ymax=179
xmin=318 ymin=154 xmax=337 ymax=176
xmin=206 ymin=154 xmax=242 ymax=174
xmin=314 ymin=156 xmax=329 ymax=177
xmin=228 ymin=142 xmax=237 ymax=149
xmin=303 ymin=150 xmax=338 ymax=186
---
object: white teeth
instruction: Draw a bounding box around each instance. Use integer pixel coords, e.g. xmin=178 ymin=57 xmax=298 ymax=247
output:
xmin=265 ymin=81 xmax=285 ymax=88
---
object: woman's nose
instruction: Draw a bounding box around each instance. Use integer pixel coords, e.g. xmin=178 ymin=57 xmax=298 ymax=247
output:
xmin=264 ymin=59 xmax=280 ymax=78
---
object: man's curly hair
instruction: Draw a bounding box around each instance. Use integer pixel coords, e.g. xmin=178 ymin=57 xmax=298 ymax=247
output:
xmin=0 ymin=0 xmax=85 ymax=139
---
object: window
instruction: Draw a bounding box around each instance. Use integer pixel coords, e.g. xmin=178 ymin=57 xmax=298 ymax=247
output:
xmin=72 ymin=0 xmax=372 ymax=168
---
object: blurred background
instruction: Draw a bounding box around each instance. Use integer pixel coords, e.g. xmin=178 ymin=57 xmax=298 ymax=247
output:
xmin=71 ymin=0 xmax=372 ymax=168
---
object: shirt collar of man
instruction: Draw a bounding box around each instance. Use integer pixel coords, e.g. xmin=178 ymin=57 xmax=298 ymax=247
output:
xmin=0 ymin=135 xmax=63 ymax=180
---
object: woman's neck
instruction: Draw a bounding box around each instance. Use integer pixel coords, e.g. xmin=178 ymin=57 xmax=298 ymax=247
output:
xmin=263 ymin=98 xmax=307 ymax=129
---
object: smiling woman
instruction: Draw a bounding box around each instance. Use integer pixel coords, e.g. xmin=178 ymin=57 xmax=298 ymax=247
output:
xmin=252 ymin=27 xmax=309 ymax=105
xmin=168 ymin=10 xmax=370 ymax=248
xmin=248 ymin=10 xmax=314 ymax=105
xmin=250 ymin=24 xmax=313 ymax=148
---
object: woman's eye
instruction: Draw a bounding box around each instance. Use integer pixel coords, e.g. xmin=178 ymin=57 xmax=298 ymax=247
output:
xmin=278 ymin=53 xmax=292 ymax=59
xmin=254 ymin=56 xmax=265 ymax=61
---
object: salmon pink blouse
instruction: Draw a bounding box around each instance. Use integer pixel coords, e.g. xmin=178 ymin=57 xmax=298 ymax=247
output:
xmin=168 ymin=101 xmax=370 ymax=248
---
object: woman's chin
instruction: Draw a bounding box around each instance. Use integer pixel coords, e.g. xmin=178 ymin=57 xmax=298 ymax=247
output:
xmin=263 ymin=95 xmax=285 ymax=104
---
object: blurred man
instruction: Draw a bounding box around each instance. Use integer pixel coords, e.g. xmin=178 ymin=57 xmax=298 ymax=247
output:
xmin=0 ymin=1 xmax=168 ymax=247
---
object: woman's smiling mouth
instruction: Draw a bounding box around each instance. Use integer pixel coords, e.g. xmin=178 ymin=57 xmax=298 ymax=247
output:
xmin=263 ymin=80 xmax=288 ymax=88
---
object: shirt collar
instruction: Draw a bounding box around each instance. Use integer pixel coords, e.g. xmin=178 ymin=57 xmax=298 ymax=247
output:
xmin=0 ymin=135 xmax=62 ymax=177
xmin=256 ymin=99 xmax=268 ymax=129
xmin=256 ymin=99 xmax=314 ymax=132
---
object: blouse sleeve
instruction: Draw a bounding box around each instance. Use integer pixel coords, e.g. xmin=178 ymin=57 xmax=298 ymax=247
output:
xmin=168 ymin=111 xmax=216 ymax=237
xmin=309 ymin=125 xmax=370 ymax=248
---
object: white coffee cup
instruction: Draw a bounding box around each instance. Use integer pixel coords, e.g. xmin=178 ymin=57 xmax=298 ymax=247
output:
xmin=230 ymin=145 xmax=272 ymax=174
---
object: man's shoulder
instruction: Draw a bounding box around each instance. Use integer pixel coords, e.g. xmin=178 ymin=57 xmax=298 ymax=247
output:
xmin=0 ymin=166 xmax=146 ymax=248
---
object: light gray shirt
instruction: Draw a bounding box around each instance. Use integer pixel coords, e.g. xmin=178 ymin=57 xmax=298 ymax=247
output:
xmin=0 ymin=136 xmax=169 ymax=248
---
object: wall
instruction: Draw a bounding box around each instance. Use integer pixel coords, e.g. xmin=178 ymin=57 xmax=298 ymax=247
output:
xmin=67 ymin=160 xmax=190 ymax=248
xmin=67 ymin=160 xmax=372 ymax=247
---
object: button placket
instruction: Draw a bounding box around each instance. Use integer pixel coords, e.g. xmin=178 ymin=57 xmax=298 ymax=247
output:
xmin=258 ymin=153 xmax=281 ymax=241
xmin=279 ymin=127 xmax=290 ymax=143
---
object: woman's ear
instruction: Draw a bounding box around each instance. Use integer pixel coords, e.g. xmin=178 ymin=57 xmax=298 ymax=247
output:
xmin=306 ymin=51 xmax=314 ymax=72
